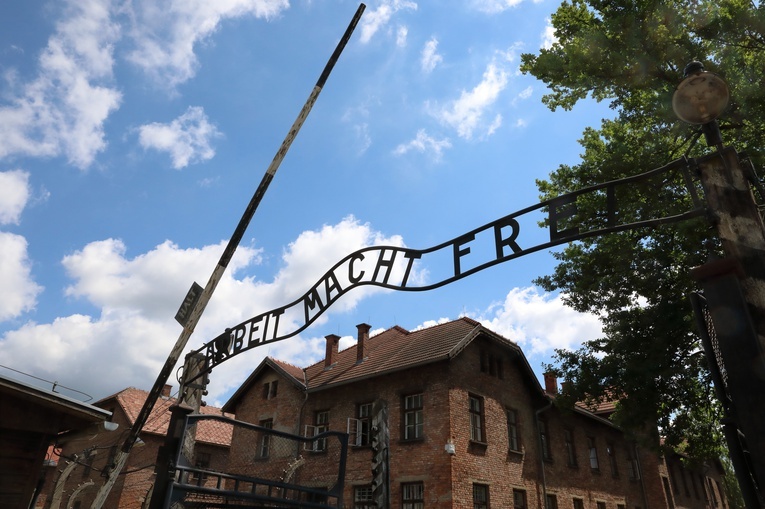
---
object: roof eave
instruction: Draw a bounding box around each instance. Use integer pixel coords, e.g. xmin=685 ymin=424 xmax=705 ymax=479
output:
xmin=306 ymin=354 xmax=451 ymax=393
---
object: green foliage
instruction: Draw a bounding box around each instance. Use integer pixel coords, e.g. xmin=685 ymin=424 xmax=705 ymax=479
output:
xmin=522 ymin=0 xmax=765 ymax=461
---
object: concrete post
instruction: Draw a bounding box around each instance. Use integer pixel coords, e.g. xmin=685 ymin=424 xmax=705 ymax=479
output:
xmin=694 ymin=147 xmax=765 ymax=504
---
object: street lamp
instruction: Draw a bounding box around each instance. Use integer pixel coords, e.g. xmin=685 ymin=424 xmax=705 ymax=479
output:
xmin=672 ymin=61 xmax=729 ymax=124
xmin=672 ymin=61 xmax=729 ymax=148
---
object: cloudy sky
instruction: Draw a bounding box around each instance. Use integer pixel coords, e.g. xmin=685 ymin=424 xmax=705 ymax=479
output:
xmin=0 ymin=0 xmax=611 ymax=407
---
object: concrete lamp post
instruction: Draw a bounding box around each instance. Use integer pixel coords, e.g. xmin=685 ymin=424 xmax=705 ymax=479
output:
xmin=673 ymin=61 xmax=765 ymax=508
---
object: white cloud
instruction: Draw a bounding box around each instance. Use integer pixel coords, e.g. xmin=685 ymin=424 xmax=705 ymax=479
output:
xmin=420 ymin=37 xmax=443 ymax=73
xmin=138 ymin=106 xmax=222 ymax=168
xmin=542 ymin=20 xmax=557 ymax=50
xmin=393 ymin=129 xmax=452 ymax=161
xmin=517 ymin=86 xmax=533 ymax=100
xmin=0 ymin=170 xmax=30 ymax=225
xmin=125 ymin=0 xmax=289 ymax=88
xmin=396 ymin=25 xmax=409 ymax=47
xmin=470 ymin=0 xmax=524 ymax=14
xmin=359 ymin=0 xmax=418 ymax=44
xmin=0 ymin=216 xmax=412 ymax=403
xmin=476 ymin=287 xmax=602 ymax=354
xmin=0 ymin=0 xmax=122 ymax=168
xmin=354 ymin=122 xmax=372 ymax=155
xmin=486 ymin=113 xmax=503 ymax=136
xmin=0 ymin=232 xmax=43 ymax=321
xmin=432 ymin=61 xmax=509 ymax=139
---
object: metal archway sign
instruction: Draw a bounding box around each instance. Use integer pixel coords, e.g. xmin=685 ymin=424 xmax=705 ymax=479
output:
xmin=185 ymin=156 xmax=705 ymax=382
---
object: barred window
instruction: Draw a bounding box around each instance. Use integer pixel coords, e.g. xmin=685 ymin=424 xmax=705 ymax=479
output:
xmin=473 ymin=483 xmax=489 ymax=509
xmin=354 ymin=485 xmax=374 ymax=508
xmin=513 ymin=489 xmax=527 ymax=509
xmin=402 ymin=482 xmax=424 ymax=509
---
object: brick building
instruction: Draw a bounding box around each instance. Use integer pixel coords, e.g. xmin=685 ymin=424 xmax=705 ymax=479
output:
xmin=40 ymin=385 xmax=232 ymax=509
xmin=223 ymin=317 xmax=729 ymax=509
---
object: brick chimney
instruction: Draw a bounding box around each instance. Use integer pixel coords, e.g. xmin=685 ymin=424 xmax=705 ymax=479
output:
xmin=161 ymin=384 xmax=172 ymax=398
xmin=324 ymin=334 xmax=340 ymax=368
xmin=543 ymin=372 xmax=558 ymax=394
xmin=356 ymin=323 xmax=371 ymax=363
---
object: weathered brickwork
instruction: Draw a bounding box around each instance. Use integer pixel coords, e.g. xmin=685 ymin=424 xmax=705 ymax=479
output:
xmin=225 ymin=319 xmax=731 ymax=509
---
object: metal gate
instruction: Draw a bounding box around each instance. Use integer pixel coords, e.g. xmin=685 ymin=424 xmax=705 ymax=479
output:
xmin=155 ymin=413 xmax=348 ymax=509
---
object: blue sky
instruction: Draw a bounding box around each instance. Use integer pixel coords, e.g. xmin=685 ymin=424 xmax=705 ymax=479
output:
xmin=0 ymin=0 xmax=613 ymax=406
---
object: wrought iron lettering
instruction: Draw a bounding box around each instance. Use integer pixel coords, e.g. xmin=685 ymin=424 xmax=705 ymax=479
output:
xmin=185 ymin=157 xmax=705 ymax=382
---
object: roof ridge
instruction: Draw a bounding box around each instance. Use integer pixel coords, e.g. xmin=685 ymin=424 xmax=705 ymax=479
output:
xmin=269 ymin=357 xmax=303 ymax=371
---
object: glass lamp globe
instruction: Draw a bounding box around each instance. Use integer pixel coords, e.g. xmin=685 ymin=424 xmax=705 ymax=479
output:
xmin=672 ymin=62 xmax=729 ymax=125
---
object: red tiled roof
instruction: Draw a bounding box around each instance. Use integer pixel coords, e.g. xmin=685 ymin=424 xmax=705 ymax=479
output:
xmin=224 ymin=317 xmax=518 ymax=410
xmin=223 ymin=317 xmax=622 ymax=430
xmin=303 ymin=317 xmax=507 ymax=390
xmin=98 ymin=388 xmax=233 ymax=447
xmin=574 ymin=389 xmax=621 ymax=416
xmin=270 ymin=358 xmax=306 ymax=383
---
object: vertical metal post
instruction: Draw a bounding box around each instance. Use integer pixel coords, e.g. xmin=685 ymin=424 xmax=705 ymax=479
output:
xmin=178 ymin=353 xmax=207 ymax=470
xmin=694 ymin=147 xmax=765 ymax=505
xmin=148 ymin=404 xmax=194 ymax=509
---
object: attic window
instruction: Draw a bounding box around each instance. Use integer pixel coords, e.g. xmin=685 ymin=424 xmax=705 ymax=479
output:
xmin=262 ymin=380 xmax=278 ymax=400
xmin=480 ymin=351 xmax=504 ymax=379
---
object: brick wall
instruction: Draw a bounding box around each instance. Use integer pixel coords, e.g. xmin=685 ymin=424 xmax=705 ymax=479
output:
xmin=227 ymin=331 xmax=728 ymax=509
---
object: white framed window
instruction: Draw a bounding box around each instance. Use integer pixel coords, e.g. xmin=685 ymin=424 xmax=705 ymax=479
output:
xmin=403 ymin=394 xmax=423 ymax=440
xmin=304 ymin=410 xmax=329 ymax=452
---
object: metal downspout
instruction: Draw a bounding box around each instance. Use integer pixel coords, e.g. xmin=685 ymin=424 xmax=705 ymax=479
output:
xmin=297 ymin=368 xmax=310 ymax=451
xmin=535 ymin=402 xmax=553 ymax=509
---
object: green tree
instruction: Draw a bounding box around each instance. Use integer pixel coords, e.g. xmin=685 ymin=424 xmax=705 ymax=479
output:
xmin=520 ymin=0 xmax=765 ymax=460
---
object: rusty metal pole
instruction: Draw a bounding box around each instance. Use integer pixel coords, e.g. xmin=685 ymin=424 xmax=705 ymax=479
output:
xmin=88 ymin=6 xmax=365 ymax=508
